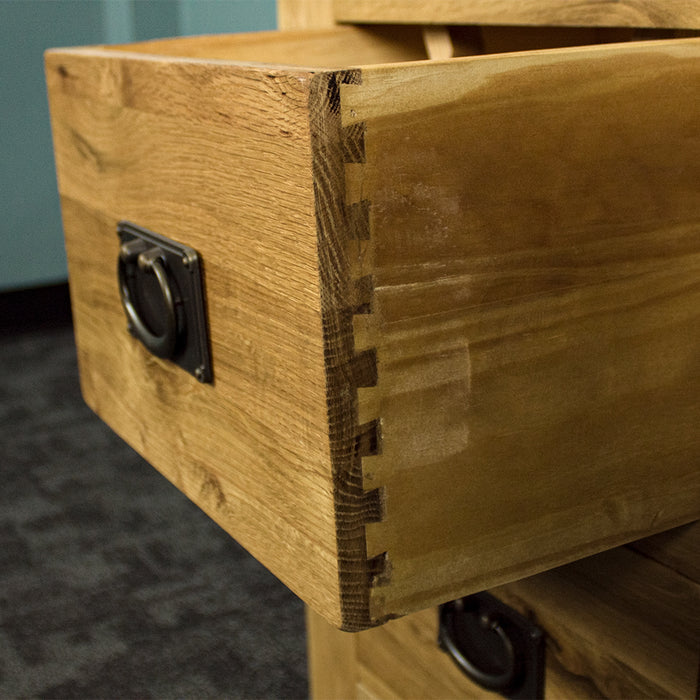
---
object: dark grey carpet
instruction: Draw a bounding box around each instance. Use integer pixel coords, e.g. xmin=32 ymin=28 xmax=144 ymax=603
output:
xmin=0 ymin=321 xmax=308 ymax=698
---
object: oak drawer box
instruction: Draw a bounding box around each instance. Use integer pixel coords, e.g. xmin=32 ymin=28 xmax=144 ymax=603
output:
xmin=46 ymin=26 xmax=700 ymax=631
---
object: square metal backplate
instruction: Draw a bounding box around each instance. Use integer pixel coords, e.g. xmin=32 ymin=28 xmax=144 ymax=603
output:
xmin=117 ymin=221 xmax=213 ymax=383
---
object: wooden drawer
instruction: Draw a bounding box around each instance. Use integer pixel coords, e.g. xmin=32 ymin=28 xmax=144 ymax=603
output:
xmin=45 ymin=25 xmax=700 ymax=630
xmin=308 ymin=525 xmax=700 ymax=698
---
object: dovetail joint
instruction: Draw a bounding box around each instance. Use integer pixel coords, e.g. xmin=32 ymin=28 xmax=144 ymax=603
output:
xmin=339 ymin=92 xmax=389 ymax=589
xmin=348 ymin=200 xmax=371 ymax=241
xmin=355 ymin=418 xmax=381 ymax=459
xmin=342 ymin=122 xmax=366 ymax=164
xmin=367 ymin=551 xmax=391 ymax=587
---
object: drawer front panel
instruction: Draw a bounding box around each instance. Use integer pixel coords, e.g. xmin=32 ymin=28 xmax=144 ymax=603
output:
xmin=46 ymin=50 xmax=346 ymax=624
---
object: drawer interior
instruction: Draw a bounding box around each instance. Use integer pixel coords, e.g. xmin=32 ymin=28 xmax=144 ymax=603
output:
xmin=105 ymin=24 xmax=699 ymax=68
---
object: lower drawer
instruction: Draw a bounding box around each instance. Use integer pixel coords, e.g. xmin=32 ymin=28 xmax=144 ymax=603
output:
xmin=308 ymin=525 xmax=700 ymax=699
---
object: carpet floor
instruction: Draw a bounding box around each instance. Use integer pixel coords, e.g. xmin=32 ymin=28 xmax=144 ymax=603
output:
xmin=0 ymin=322 xmax=308 ymax=698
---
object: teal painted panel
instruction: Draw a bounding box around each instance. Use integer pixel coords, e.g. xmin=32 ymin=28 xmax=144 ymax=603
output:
xmin=0 ymin=0 xmax=104 ymax=291
xmin=103 ymin=0 xmax=180 ymax=45
xmin=133 ymin=1 xmax=179 ymax=41
xmin=103 ymin=0 xmax=134 ymax=44
xmin=2 ymin=0 xmax=277 ymax=292
xmin=178 ymin=0 xmax=276 ymax=35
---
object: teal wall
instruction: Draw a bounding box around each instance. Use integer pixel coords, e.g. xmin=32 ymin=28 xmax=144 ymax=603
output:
xmin=0 ymin=0 xmax=276 ymax=292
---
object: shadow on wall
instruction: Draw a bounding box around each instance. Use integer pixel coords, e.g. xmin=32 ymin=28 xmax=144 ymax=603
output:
xmin=0 ymin=0 xmax=276 ymax=293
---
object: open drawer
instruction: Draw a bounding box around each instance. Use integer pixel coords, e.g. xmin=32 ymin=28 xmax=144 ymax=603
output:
xmin=46 ymin=25 xmax=700 ymax=630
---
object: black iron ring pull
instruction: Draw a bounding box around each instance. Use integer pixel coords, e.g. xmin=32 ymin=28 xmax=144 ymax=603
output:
xmin=118 ymin=241 xmax=177 ymax=359
xmin=442 ymin=610 xmax=517 ymax=691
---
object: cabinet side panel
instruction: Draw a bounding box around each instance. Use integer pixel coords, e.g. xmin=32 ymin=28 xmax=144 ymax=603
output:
xmin=46 ymin=50 xmax=344 ymax=624
xmin=306 ymin=606 xmax=358 ymax=699
xmin=341 ymin=39 xmax=700 ymax=620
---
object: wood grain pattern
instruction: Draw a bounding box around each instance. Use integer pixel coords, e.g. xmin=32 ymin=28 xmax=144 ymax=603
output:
xmin=494 ymin=547 xmax=700 ymax=698
xmin=306 ymin=606 xmax=358 ymax=699
xmin=278 ymin=0 xmax=336 ymax=30
xmin=333 ymin=0 xmax=700 ymax=29
xmin=45 ymin=48 xmax=350 ymax=625
xmin=423 ymin=26 xmax=455 ymax=60
xmin=307 ymin=602 xmax=617 ymax=698
xmin=47 ymin=29 xmax=700 ymax=632
xmin=308 ymin=67 xmax=379 ymax=630
xmin=307 ymin=606 xmax=487 ymax=700
xmin=107 ymin=26 xmax=427 ymax=68
xmin=340 ymin=38 xmax=700 ymax=621
xmin=308 ymin=545 xmax=700 ymax=698
xmin=630 ymin=519 xmax=700 ymax=584
xmin=45 ymin=31 xmax=416 ymax=632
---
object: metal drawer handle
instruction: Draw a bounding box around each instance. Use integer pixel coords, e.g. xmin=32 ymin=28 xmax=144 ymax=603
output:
xmin=440 ymin=598 xmax=516 ymax=691
xmin=438 ymin=593 xmax=545 ymax=699
xmin=118 ymin=241 xmax=178 ymax=359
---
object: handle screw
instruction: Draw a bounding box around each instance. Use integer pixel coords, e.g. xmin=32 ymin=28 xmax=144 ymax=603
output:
xmin=182 ymin=252 xmax=197 ymax=270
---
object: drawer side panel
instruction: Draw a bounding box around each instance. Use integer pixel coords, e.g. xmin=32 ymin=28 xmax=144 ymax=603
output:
xmin=340 ymin=39 xmax=700 ymax=621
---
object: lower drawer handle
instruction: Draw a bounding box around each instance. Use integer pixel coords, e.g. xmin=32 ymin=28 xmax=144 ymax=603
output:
xmin=438 ymin=593 xmax=545 ymax=699
xmin=440 ymin=598 xmax=516 ymax=691
xmin=118 ymin=241 xmax=178 ymax=359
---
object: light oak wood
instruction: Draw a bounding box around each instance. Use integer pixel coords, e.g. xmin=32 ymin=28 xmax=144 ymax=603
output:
xmin=307 ymin=606 xmax=488 ymax=699
xmin=356 ymin=609 xmax=484 ymax=700
xmin=306 ymin=606 xmax=358 ymax=699
xmin=494 ymin=547 xmax=700 ymax=698
xmin=307 ymin=601 xmax=619 ymax=698
xmin=309 ymin=544 xmax=700 ymax=698
xmin=45 ymin=31 xmax=419 ymax=631
xmin=45 ymin=47 xmax=353 ymax=626
xmin=334 ymin=0 xmax=700 ymax=29
xmin=422 ymin=26 xmax=455 ymax=60
xmin=340 ymin=37 xmax=700 ymax=622
xmin=106 ymin=26 xmax=427 ymax=68
xmin=46 ymin=28 xmax=700 ymax=631
xmin=278 ymin=0 xmax=335 ymax=30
